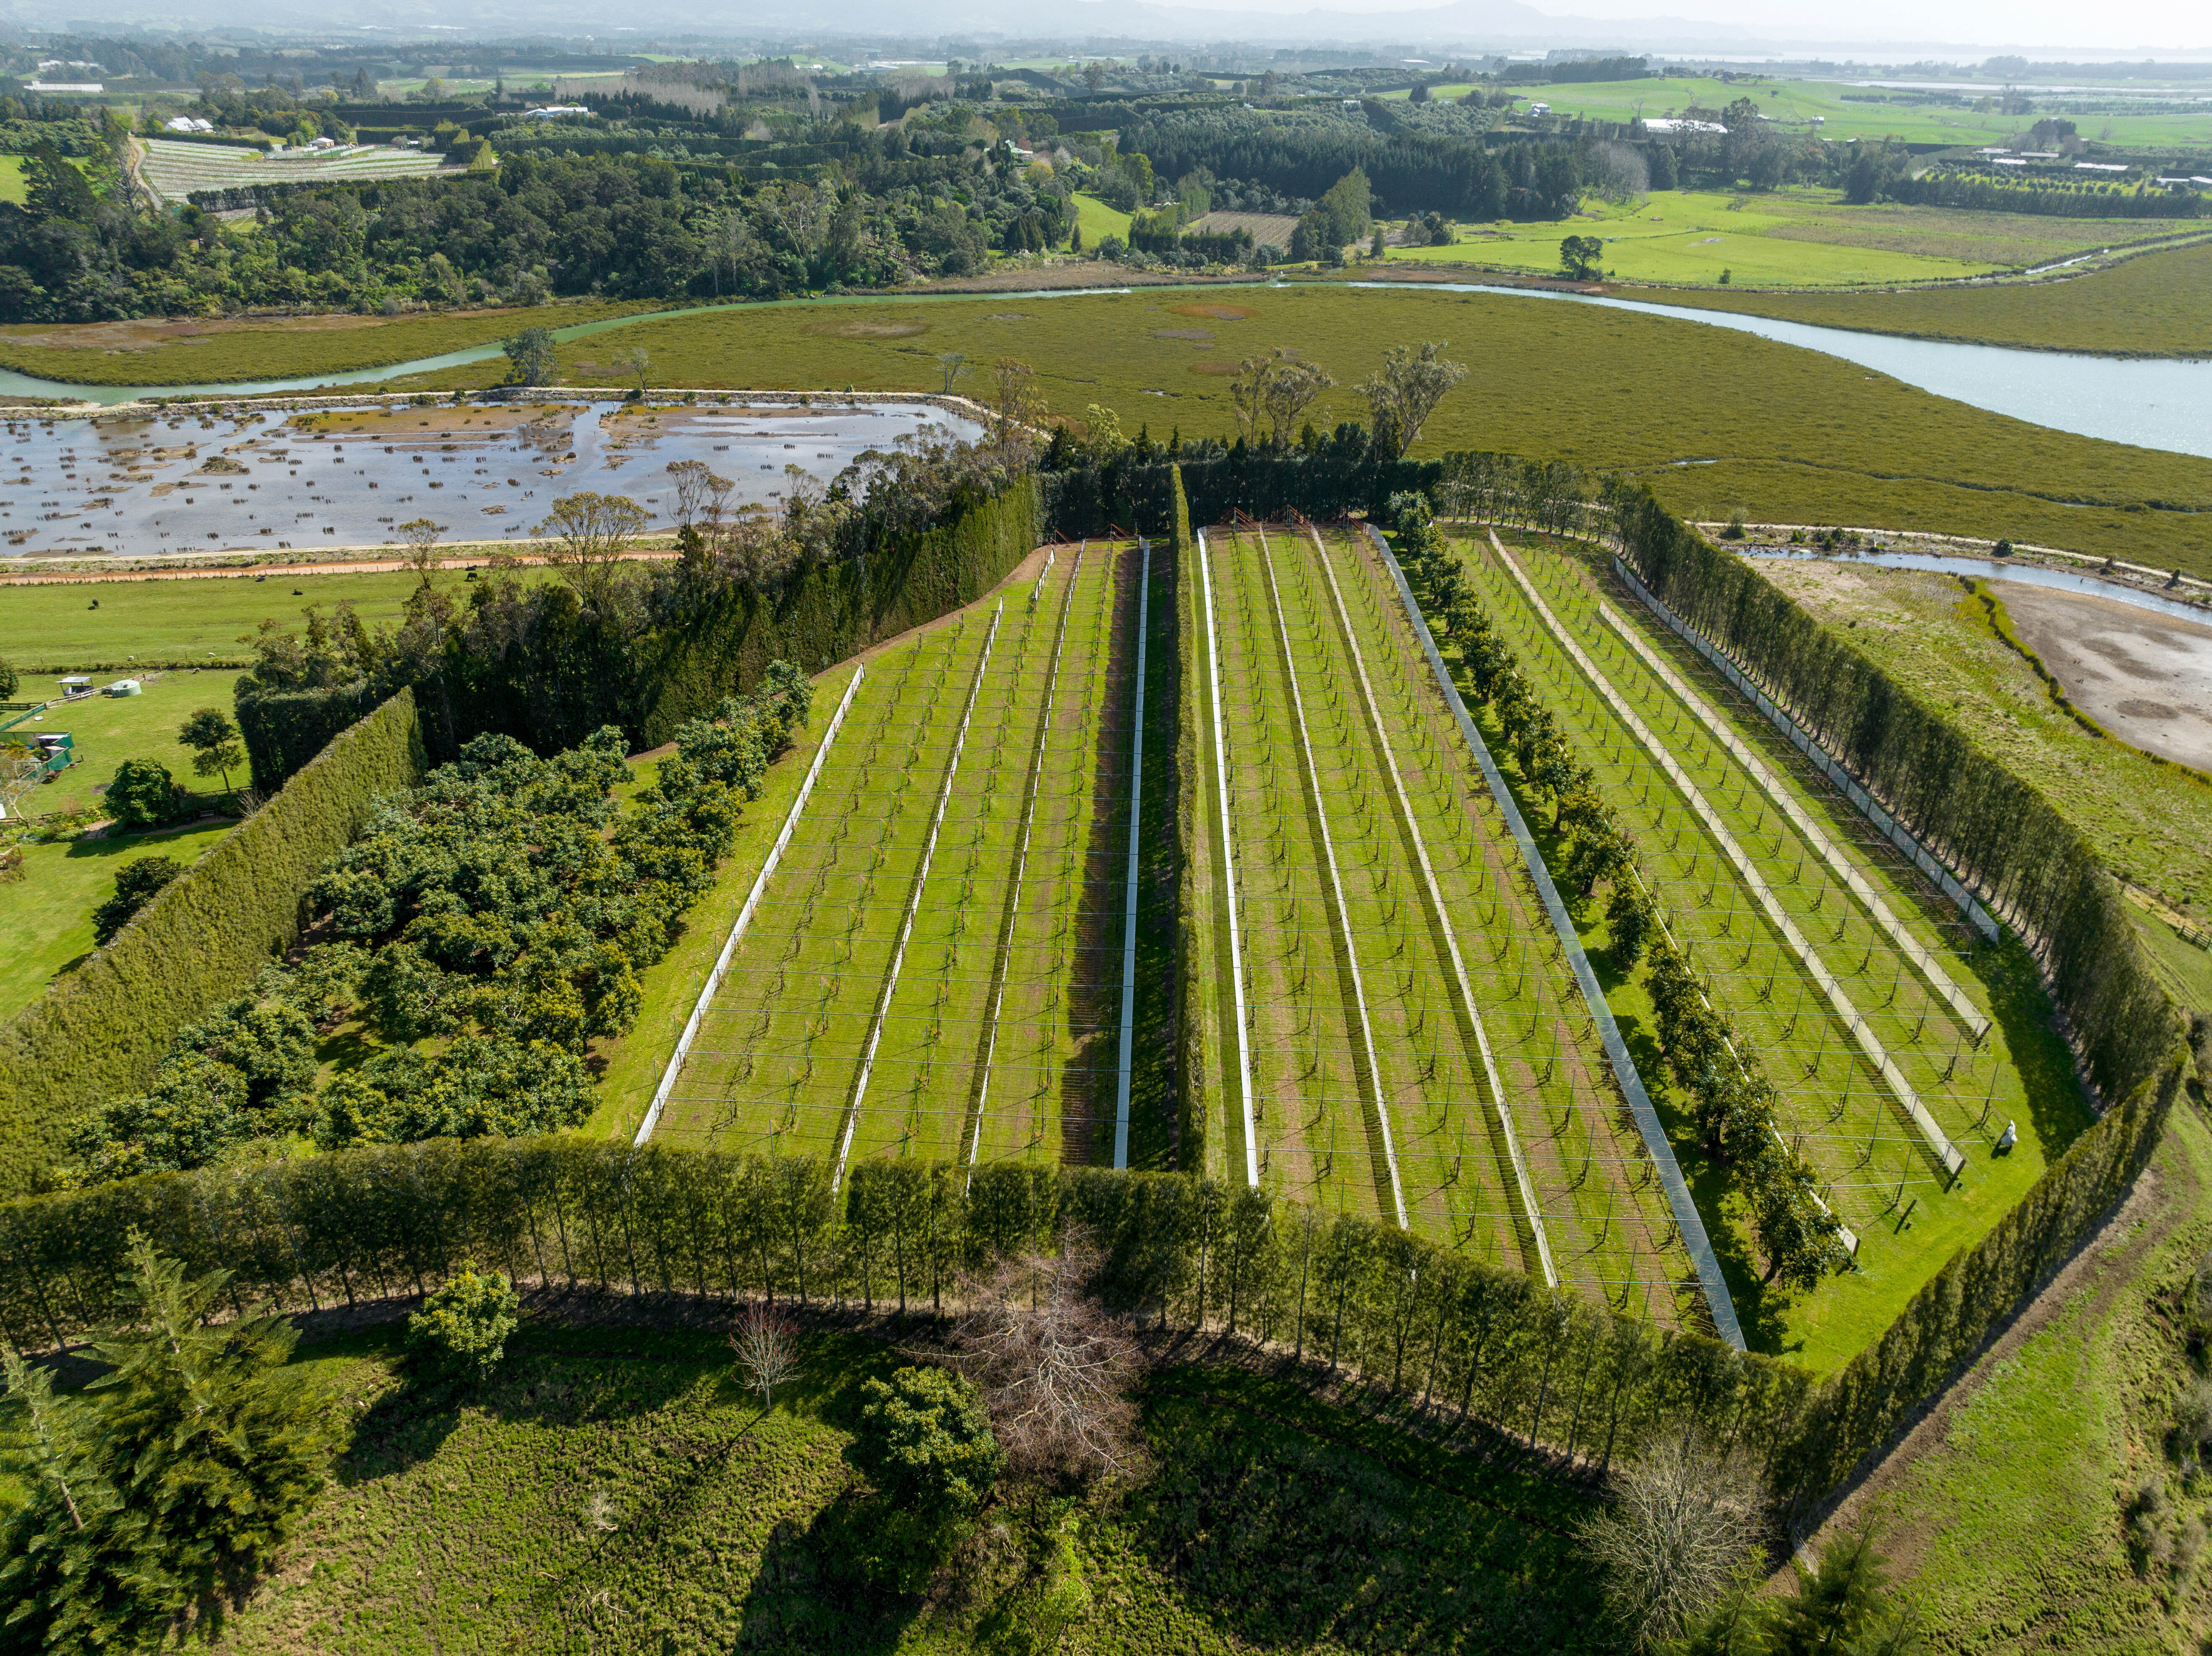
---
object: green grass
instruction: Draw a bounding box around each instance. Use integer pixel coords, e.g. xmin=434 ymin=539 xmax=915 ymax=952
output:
xmin=0 ymin=818 xmax=236 ymax=1021
xmin=1852 ymin=1076 xmax=2212 ymax=1653
xmin=1445 ymin=532 xmax=2089 ymax=1368
xmin=341 ymin=284 xmax=2212 ymax=580
xmin=585 ymin=663 xmax=862 ymax=1142
xmin=1493 ymin=73 xmax=2212 ymax=148
xmin=1071 ymin=190 xmax=1133 ymax=249
xmin=4 ymin=669 xmax=248 ymax=817
xmin=1632 ymin=236 xmax=2212 ymax=357
xmin=0 ymin=299 xmax=654 ymax=389
xmin=149 ymin=1320 xmax=1607 ymax=1653
xmin=1384 ymin=188 xmax=2201 ymax=289
xmin=1755 ymin=558 xmax=2212 ymax=931
xmin=1200 ymin=526 xmax=1694 ymax=1321
xmin=0 ymin=154 xmax=95 ymax=207
xmin=0 ymin=570 xmax=557 ymax=672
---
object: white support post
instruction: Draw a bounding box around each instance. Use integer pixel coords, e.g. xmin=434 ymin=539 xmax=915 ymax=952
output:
xmin=1197 ymin=530 xmax=1259 ymax=1188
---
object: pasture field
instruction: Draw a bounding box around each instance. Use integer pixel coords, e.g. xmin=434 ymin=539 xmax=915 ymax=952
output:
xmin=0 ymin=818 xmax=235 ymax=1022
xmin=1750 ymin=556 xmax=2212 ymax=940
xmin=1454 ymin=73 xmax=2212 ymax=148
xmin=1386 ymin=188 xmax=2202 ymax=288
xmin=0 ymin=299 xmax=650 ymax=388
xmin=1449 ymin=531 xmax=2088 ymax=1365
xmin=648 ymin=544 xmax=1150 ymax=1179
xmin=3 ymin=667 xmax=247 ymax=817
xmin=1638 ymin=236 xmax=2212 ymax=357
xmin=1071 ymin=190 xmax=1133 ymax=249
xmin=126 ymin=1323 xmax=1605 ymax=1655
xmin=0 ymin=569 xmax=560 ymax=669
xmin=1195 ymin=523 xmax=1699 ymax=1321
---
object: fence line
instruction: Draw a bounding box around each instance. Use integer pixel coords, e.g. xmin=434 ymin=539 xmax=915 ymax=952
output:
xmin=634 ymin=664 xmax=867 ymax=1148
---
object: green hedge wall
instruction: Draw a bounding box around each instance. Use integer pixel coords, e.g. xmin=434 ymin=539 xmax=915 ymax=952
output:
xmin=0 ymin=1143 xmax=1808 ymax=1487
xmin=629 ymin=477 xmax=1045 ymax=751
xmin=1772 ymin=1049 xmax=2183 ymax=1505
xmin=1615 ymin=492 xmax=2183 ymax=1106
xmin=0 ymin=690 xmax=428 ymax=1195
xmin=235 ymin=681 xmax=381 ymax=796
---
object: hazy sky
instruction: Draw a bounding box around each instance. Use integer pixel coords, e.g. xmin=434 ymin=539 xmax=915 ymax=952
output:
xmin=1192 ymin=0 xmax=2210 ymax=51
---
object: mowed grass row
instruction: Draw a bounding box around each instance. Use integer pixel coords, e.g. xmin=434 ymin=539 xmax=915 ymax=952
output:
xmin=1458 ymin=531 xmax=2084 ymax=1359
xmin=1205 ymin=525 xmax=1690 ymax=1319
xmin=654 ymin=546 xmax=1139 ymax=1171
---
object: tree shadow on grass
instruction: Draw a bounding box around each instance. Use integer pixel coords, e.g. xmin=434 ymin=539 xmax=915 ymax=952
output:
xmin=730 ymin=1492 xmax=934 ymax=1653
xmin=1961 ymin=932 xmax=2095 ymax=1163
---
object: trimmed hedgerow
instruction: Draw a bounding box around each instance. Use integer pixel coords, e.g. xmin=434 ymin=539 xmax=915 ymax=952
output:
xmin=0 ymin=689 xmax=428 ymax=1196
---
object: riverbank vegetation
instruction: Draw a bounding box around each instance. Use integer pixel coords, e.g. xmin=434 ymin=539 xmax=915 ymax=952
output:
xmin=1634 ymin=237 xmax=2212 ymax=357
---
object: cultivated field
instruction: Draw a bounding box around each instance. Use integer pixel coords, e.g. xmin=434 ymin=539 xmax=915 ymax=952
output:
xmin=1453 ymin=529 xmax=2088 ymax=1362
xmin=647 ymin=543 xmax=1148 ymax=1177
xmin=137 ymin=138 xmax=459 ymax=203
xmin=1194 ymin=522 xmax=1700 ymax=1320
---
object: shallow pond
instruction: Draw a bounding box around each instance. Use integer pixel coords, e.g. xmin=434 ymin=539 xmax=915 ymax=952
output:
xmin=0 ymin=398 xmax=983 ymax=560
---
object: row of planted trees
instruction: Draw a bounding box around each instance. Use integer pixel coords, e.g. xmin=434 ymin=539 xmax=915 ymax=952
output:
xmin=0 ymin=1134 xmax=1820 ymax=1493
xmin=1388 ymin=497 xmax=1850 ymax=1294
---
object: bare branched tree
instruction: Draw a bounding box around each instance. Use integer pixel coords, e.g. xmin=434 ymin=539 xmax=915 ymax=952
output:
xmin=936 ymin=351 xmax=970 ymax=395
xmin=941 ymin=1239 xmax=1144 ymax=1485
xmin=729 ymin=1302 xmax=801 ymax=1408
xmin=1580 ymin=1435 xmax=1769 ymax=1650
xmin=665 ymin=459 xmax=736 ymax=536
xmin=991 ymin=358 xmax=1045 ymax=445
xmin=0 ymin=738 xmax=42 ymax=822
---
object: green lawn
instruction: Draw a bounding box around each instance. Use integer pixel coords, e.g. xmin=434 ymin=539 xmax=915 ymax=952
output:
xmin=0 ymin=569 xmax=553 ymax=672
xmin=4 ymin=669 xmax=248 ymax=817
xmin=0 ymin=818 xmax=236 ymax=1021
xmin=146 ymin=1323 xmax=1608 ymax=1653
xmin=1071 ymin=190 xmax=1133 ymax=249
xmin=1633 ymin=235 xmax=2212 ymax=357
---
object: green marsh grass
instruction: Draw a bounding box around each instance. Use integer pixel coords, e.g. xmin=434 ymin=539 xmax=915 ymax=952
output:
xmin=360 ymin=284 xmax=2212 ymax=578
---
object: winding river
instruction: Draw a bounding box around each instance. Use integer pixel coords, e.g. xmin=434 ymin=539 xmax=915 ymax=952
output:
xmin=2 ymin=277 xmax=2208 ymax=460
